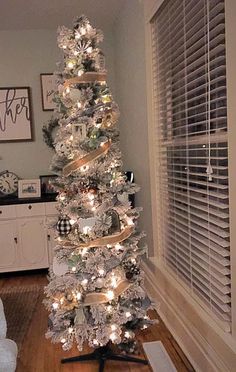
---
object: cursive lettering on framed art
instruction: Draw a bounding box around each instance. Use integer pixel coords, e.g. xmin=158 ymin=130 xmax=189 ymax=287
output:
xmin=40 ymin=73 xmax=57 ymax=111
xmin=0 ymin=87 xmax=33 ymax=142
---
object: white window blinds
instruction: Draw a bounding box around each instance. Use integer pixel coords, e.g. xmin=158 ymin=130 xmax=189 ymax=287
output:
xmin=151 ymin=0 xmax=230 ymax=329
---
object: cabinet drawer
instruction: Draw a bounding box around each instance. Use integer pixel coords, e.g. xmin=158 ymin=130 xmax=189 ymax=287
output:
xmin=0 ymin=205 xmax=16 ymax=220
xmin=45 ymin=202 xmax=58 ymax=216
xmin=16 ymin=203 xmax=45 ymax=218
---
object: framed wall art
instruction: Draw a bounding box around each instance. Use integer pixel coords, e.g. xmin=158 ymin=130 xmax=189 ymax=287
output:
xmin=40 ymin=73 xmax=57 ymax=111
xmin=0 ymin=87 xmax=33 ymax=142
xmin=18 ymin=179 xmax=41 ymax=199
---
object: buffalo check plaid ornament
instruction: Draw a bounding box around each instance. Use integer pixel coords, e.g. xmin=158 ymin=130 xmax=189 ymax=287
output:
xmin=57 ymin=216 xmax=72 ymax=236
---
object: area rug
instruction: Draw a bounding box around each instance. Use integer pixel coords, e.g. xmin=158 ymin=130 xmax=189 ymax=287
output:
xmin=0 ymin=285 xmax=42 ymax=353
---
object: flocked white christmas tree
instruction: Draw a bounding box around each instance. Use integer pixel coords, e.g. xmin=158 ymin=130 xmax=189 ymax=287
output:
xmin=44 ymin=16 xmax=154 ymax=365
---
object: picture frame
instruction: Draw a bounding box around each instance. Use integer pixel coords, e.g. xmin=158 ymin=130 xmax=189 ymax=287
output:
xmin=0 ymin=87 xmax=33 ymax=143
xmin=18 ymin=179 xmax=41 ymax=199
xmin=40 ymin=175 xmax=58 ymax=195
xmin=40 ymin=73 xmax=57 ymax=111
xmin=72 ymin=123 xmax=87 ymax=140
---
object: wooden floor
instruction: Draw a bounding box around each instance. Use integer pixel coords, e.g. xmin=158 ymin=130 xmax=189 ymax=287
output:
xmin=0 ymin=271 xmax=194 ymax=372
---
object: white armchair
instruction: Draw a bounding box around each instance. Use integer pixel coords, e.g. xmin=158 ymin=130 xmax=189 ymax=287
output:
xmin=0 ymin=299 xmax=18 ymax=372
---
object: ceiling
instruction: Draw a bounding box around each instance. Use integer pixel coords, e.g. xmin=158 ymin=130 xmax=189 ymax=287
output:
xmin=0 ymin=0 xmax=126 ymax=31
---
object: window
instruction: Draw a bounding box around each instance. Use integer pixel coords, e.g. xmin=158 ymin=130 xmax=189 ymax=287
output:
xmin=151 ymin=0 xmax=230 ymax=329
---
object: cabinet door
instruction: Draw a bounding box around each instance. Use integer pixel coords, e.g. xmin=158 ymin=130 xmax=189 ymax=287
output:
xmin=0 ymin=221 xmax=18 ymax=271
xmin=18 ymin=217 xmax=49 ymax=269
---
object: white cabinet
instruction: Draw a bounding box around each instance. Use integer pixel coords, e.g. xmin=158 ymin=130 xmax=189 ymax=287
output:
xmin=0 ymin=202 xmax=57 ymax=273
xmin=0 ymin=221 xmax=18 ymax=270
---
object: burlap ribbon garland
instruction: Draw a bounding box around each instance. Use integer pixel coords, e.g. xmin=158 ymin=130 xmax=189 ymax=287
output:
xmin=55 ymin=280 xmax=131 ymax=309
xmin=63 ymin=140 xmax=111 ymax=176
xmin=83 ymin=280 xmax=131 ymax=306
xmin=58 ymin=225 xmax=133 ymax=249
xmin=64 ymin=72 xmax=107 ymax=88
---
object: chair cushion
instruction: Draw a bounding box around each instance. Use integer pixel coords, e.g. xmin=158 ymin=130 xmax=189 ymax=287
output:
xmin=0 ymin=299 xmax=7 ymax=338
xmin=0 ymin=338 xmax=17 ymax=372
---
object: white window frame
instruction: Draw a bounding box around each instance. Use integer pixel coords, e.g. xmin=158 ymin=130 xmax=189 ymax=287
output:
xmin=144 ymin=0 xmax=236 ymax=341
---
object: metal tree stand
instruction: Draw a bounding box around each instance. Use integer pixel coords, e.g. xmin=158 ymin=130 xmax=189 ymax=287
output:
xmin=61 ymin=344 xmax=148 ymax=372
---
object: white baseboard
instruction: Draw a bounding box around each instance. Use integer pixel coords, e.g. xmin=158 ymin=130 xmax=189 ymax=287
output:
xmin=142 ymin=260 xmax=235 ymax=372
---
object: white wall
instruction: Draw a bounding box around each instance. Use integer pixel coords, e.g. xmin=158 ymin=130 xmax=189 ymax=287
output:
xmin=113 ymin=0 xmax=154 ymax=252
xmin=0 ymin=28 xmax=115 ymax=179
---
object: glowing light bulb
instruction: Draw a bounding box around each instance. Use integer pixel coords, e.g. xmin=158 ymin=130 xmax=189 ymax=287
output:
xmin=91 ymin=206 xmax=96 ymax=212
xmin=62 ymin=45 xmax=67 ymax=49
xmin=144 ymin=315 xmax=149 ymax=320
xmin=98 ymin=269 xmax=105 ymax=276
xmin=109 ymin=332 xmax=117 ymax=341
xmin=83 ymin=226 xmax=91 ymax=234
xmin=60 ymin=297 xmax=64 ymax=304
xmin=115 ymin=243 xmax=122 ymax=251
xmin=93 ymin=339 xmax=99 ymax=345
xmin=66 ymin=86 xmax=70 ymax=94
xmin=61 ymin=338 xmax=66 ymax=343
xmin=88 ymin=193 xmax=95 ymax=201
xmin=107 ymin=244 xmax=112 ymax=248
xmin=100 ymin=141 xmax=105 ymax=147
xmin=67 ymin=61 xmax=74 ymax=69
xmin=142 ymin=325 xmax=148 ymax=329
xmin=111 ymin=277 xmax=118 ymax=288
xmin=77 ymin=102 xmax=82 ymax=109
xmin=127 ymin=218 xmax=134 ymax=226
xmin=111 ymin=324 xmax=117 ymax=331
xmin=106 ymin=290 xmax=115 ymax=301
xmin=130 ymin=258 xmax=136 ymax=264
xmin=81 ymin=248 xmax=88 ymax=256
xmin=125 ymin=311 xmax=131 ymax=318
xmin=68 ymin=327 xmax=73 ymax=334
xmin=72 ymin=267 xmax=76 ymax=272
xmin=124 ymin=331 xmax=131 ymax=338
xmin=78 ymin=70 xmax=84 ymax=76
xmin=76 ymin=292 xmax=82 ymax=301
xmin=52 ymin=302 xmax=59 ymax=310
xmin=70 ymin=135 xmax=74 ymax=141
xmin=91 ymin=276 xmax=96 ymax=280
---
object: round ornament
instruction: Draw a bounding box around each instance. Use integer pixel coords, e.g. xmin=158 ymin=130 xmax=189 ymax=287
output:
xmin=52 ymin=257 xmax=68 ymax=276
xmin=56 ymin=216 xmax=72 ymax=236
xmin=95 ymin=277 xmax=105 ymax=288
xmin=55 ymin=141 xmax=72 ymax=157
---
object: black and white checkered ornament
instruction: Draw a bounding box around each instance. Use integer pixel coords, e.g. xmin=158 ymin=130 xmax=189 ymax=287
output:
xmin=56 ymin=216 xmax=72 ymax=236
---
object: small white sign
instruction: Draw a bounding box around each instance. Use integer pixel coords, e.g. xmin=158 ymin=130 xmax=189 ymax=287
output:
xmin=72 ymin=123 xmax=87 ymax=140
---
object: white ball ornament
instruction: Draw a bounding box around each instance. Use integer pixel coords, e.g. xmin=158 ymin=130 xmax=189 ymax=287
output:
xmin=53 ymin=257 xmax=68 ymax=276
xmin=95 ymin=278 xmax=105 ymax=288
